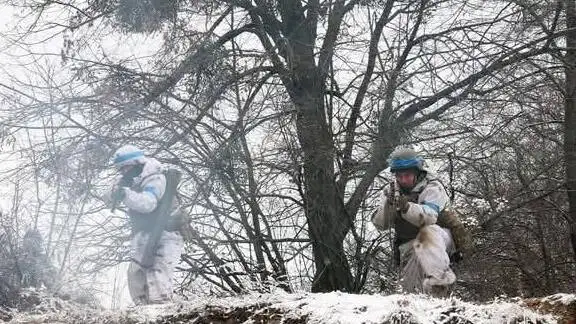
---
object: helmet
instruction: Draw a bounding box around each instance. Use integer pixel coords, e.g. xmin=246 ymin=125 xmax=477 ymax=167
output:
xmin=112 ymin=144 xmax=145 ymax=169
xmin=388 ymin=146 xmax=427 ymax=173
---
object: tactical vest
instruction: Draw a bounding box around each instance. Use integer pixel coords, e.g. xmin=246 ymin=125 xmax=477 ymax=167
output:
xmin=394 ymin=186 xmax=472 ymax=257
xmin=394 ymin=191 xmax=423 ymax=246
xmin=127 ymin=171 xmax=181 ymax=233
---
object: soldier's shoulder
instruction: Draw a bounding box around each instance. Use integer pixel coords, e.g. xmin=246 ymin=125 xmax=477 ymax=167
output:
xmin=425 ymin=176 xmax=447 ymax=189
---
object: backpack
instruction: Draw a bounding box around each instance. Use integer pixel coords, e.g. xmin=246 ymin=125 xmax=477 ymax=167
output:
xmin=437 ymin=208 xmax=473 ymax=257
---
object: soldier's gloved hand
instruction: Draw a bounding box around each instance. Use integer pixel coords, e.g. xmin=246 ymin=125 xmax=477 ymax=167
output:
xmin=118 ymin=176 xmax=133 ymax=188
xmin=112 ymin=187 xmax=127 ymax=202
xmin=397 ymin=195 xmax=410 ymax=213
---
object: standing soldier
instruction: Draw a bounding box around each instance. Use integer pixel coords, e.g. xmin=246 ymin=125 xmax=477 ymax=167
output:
xmin=372 ymin=146 xmax=471 ymax=296
xmin=110 ymin=145 xmax=185 ymax=304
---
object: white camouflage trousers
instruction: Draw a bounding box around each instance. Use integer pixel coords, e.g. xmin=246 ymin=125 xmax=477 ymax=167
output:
xmin=398 ymin=224 xmax=456 ymax=294
xmin=128 ymin=230 xmax=184 ymax=304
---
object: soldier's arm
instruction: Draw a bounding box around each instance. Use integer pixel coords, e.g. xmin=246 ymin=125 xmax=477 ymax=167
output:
xmin=124 ymin=173 xmax=166 ymax=213
xmin=401 ymin=181 xmax=448 ymax=227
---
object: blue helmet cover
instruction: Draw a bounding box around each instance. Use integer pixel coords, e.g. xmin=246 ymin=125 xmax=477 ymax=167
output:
xmin=390 ymin=157 xmax=423 ymax=172
xmin=114 ymin=150 xmax=144 ymax=166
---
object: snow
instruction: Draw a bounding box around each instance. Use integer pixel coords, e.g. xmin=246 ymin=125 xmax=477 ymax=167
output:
xmin=7 ymin=290 xmax=564 ymax=323
xmin=541 ymin=293 xmax=576 ymax=306
xmin=211 ymin=292 xmax=557 ymax=324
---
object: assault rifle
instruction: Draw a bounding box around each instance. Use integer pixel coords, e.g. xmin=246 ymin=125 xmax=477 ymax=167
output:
xmin=388 ymin=180 xmax=401 ymax=212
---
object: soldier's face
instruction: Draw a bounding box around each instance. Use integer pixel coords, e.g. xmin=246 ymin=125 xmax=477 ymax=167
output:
xmin=119 ymin=163 xmax=144 ymax=180
xmin=119 ymin=164 xmax=135 ymax=175
xmin=395 ymin=170 xmax=417 ymax=190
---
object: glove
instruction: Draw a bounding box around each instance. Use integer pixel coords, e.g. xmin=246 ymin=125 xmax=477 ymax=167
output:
xmin=397 ymin=195 xmax=410 ymax=213
xmin=112 ymin=187 xmax=127 ymax=203
xmin=118 ymin=176 xmax=134 ymax=188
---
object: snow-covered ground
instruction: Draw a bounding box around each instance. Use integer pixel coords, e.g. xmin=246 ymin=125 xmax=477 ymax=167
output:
xmin=7 ymin=289 xmax=573 ymax=323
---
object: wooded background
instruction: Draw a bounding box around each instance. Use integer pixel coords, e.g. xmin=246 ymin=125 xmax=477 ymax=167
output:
xmin=0 ymin=0 xmax=574 ymax=305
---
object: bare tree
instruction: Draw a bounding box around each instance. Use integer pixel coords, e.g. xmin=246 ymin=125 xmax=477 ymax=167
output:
xmin=0 ymin=0 xmax=569 ymax=294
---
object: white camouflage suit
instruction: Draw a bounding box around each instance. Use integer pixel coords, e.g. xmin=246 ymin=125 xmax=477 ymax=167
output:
xmin=113 ymin=156 xmax=184 ymax=304
xmin=372 ymin=173 xmax=456 ymax=293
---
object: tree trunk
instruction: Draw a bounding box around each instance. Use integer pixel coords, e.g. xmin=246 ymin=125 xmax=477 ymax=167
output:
xmin=291 ymin=69 xmax=353 ymax=292
xmin=276 ymin=0 xmax=354 ymax=292
xmin=564 ymin=0 xmax=576 ymax=262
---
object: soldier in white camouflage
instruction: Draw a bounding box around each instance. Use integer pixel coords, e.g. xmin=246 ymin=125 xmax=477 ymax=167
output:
xmin=372 ymin=146 xmax=471 ymax=296
xmin=110 ymin=145 xmax=184 ymax=304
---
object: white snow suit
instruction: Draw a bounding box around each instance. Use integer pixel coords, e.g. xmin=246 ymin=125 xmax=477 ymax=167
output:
xmin=113 ymin=157 xmax=184 ymax=304
xmin=372 ymin=173 xmax=456 ymax=294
